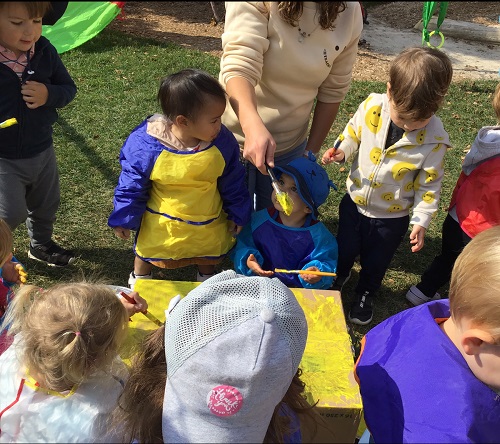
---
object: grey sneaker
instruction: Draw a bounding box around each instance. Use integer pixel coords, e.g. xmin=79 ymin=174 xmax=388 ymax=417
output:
xmin=28 ymin=241 xmax=76 ymax=267
xmin=406 ymin=285 xmax=441 ymax=306
xmin=331 ymin=271 xmax=352 ymax=291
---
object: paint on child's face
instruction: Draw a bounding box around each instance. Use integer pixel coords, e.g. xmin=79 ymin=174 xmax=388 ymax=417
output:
xmin=187 ymin=97 xmax=226 ymax=143
xmin=272 ymin=173 xmax=309 ymax=217
xmin=0 ymin=3 xmax=43 ymax=58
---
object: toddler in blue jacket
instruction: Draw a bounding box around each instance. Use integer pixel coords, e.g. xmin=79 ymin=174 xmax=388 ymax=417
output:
xmin=232 ymin=155 xmax=338 ymax=289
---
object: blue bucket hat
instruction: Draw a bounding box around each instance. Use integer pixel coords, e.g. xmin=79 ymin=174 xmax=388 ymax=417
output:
xmin=273 ymin=154 xmax=337 ymax=218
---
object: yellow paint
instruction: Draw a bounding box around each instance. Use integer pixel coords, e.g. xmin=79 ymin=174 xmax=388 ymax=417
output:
xmin=125 ymin=280 xmax=362 ymax=410
xmin=0 ymin=118 xmax=17 ymax=128
xmin=277 ymin=191 xmax=294 ymax=216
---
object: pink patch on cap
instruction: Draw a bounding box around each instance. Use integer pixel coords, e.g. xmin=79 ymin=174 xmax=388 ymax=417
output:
xmin=207 ymin=385 xmax=243 ymax=417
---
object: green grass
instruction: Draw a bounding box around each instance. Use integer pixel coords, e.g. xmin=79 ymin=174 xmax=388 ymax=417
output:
xmin=12 ymin=27 xmax=499 ymax=353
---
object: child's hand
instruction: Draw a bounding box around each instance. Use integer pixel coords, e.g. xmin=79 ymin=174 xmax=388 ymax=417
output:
xmin=21 ymin=81 xmax=49 ymax=109
xmin=300 ymin=267 xmax=322 ymax=284
xmin=120 ymin=290 xmax=148 ymax=317
xmin=227 ymin=220 xmax=243 ymax=236
xmin=409 ymin=224 xmax=426 ymax=252
xmin=321 ymin=148 xmax=345 ymax=165
xmin=1 ymin=255 xmax=27 ymax=285
xmin=246 ymin=253 xmax=274 ymax=277
xmin=114 ymin=227 xmax=130 ymax=240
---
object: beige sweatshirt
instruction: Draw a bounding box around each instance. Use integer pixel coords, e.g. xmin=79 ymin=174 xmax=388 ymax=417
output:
xmin=219 ymin=1 xmax=363 ymax=155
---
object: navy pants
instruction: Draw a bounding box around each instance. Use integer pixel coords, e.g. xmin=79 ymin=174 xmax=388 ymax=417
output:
xmin=417 ymin=213 xmax=471 ymax=297
xmin=336 ymin=193 xmax=409 ymax=295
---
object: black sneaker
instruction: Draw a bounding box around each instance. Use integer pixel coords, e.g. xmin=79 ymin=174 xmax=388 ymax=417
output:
xmin=331 ymin=271 xmax=352 ymax=291
xmin=348 ymin=291 xmax=374 ymax=325
xmin=28 ymin=242 xmax=76 ymax=267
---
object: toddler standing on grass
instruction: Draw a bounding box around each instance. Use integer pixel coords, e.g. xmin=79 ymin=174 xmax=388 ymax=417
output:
xmin=406 ymin=82 xmax=500 ymax=306
xmin=322 ymin=46 xmax=453 ymax=325
xmin=0 ymin=280 xmax=147 ymax=442
xmin=108 ymin=69 xmax=252 ymax=288
xmin=0 ymin=1 xmax=77 ymax=267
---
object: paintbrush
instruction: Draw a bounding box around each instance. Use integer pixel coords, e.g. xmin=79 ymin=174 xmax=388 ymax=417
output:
xmin=266 ymin=163 xmax=294 ymax=216
xmin=119 ymin=291 xmax=163 ymax=326
xmin=274 ymin=268 xmax=337 ymax=277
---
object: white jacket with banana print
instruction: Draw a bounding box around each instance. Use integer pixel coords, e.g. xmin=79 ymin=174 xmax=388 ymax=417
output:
xmin=336 ymin=93 xmax=450 ymax=229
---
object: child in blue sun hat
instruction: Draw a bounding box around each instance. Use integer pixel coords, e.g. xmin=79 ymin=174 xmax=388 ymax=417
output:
xmin=231 ymin=154 xmax=338 ymax=289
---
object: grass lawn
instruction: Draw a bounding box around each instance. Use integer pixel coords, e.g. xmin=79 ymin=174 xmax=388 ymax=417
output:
xmin=12 ymin=28 xmax=499 ymax=353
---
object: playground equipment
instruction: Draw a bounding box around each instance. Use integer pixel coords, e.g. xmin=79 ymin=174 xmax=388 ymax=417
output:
xmin=421 ymin=2 xmax=448 ymax=48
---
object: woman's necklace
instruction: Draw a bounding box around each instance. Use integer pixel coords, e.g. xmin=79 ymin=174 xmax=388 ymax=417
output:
xmin=297 ymin=21 xmax=320 ymax=43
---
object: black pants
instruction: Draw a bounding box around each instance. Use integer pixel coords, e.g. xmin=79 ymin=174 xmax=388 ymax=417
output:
xmin=416 ymin=213 xmax=471 ymax=297
xmin=336 ymin=193 xmax=409 ymax=295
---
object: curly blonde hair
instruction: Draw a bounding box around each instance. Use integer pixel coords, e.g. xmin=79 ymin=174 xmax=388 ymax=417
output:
xmin=3 ymin=282 xmax=129 ymax=391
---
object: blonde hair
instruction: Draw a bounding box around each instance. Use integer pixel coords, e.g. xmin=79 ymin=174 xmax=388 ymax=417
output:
xmin=389 ymin=47 xmax=453 ymax=121
xmin=493 ymin=83 xmax=500 ymax=122
xmin=0 ymin=219 xmax=13 ymax=266
xmin=449 ymin=225 xmax=500 ymax=341
xmin=2 ymin=282 xmax=128 ymax=391
xmin=112 ymin=325 xmax=316 ymax=443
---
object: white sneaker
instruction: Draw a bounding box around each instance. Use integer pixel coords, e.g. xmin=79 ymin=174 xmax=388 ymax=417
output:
xmin=128 ymin=271 xmax=153 ymax=290
xmin=406 ymin=285 xmax=440 ymax=306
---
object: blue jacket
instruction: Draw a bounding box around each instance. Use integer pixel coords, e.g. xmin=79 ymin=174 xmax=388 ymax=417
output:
xmin=0 ymin=36 xmax=77 ymax=159
xmin=231 ymin=208 xmax=338 ymax=289
xmin=355 ymin=300 xmax=500 ymax=443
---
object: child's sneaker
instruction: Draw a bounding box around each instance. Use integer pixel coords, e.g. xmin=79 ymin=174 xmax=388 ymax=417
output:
xmin=331 ymin=271 xmax=352 ymax=291
xmin=405 ymin=285 xmax=441 ymax=306
xmin=348 ymin=290 xmax=374 ymax=325
xmin=128 ymin=271 xmax=153 ymax=290
xmin=28 ymin=241 xmax=76 ymax=267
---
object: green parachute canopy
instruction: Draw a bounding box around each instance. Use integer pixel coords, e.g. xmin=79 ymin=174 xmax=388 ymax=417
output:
xmin=42 ymin=2 xmax=125 ymax=54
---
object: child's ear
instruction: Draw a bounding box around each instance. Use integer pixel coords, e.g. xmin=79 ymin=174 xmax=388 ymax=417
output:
xmin=386 ymin=82 xmax=391 ymax=98
xmin=461 ymin=329 xmax=495 ymax=355
xmin=304 ymin=206 xmax=312 ymax=214
xmin=175 ymin=115 xmax=189 ymax=127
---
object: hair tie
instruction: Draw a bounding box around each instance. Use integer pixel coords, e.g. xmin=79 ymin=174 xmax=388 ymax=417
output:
xmin=74 ymin=331 xmax=81 ymax=336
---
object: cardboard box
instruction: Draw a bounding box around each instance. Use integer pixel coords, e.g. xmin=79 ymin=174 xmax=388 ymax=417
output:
xmin=127 ymin=280 xmax=363 ymax=443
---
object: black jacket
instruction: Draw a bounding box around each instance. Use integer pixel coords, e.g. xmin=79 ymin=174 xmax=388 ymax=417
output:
xmin=0 ymin=36 xmax=77 ymax=159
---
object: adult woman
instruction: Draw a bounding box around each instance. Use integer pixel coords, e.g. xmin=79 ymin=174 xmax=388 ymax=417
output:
xmin=219 ymin=2 xmax=363 ymax=210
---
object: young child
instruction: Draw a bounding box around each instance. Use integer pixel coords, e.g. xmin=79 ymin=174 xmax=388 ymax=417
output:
xmin=354 ymin=225 xmax=500 ymax=443
xmin=0 ymin=218 xmax=27 ymax=354
xmin=108 ymin=69 xmax=252 ymax=288
xmin=231 ymin=155 xmax=338 ymax=289
xmin=322 ymin=46 xmax=453 ymax=325
xmin=406 ymin=82 xmax=500 ymax=305
xmin=112 ymin=270 xmax=314 ymax=443
xmin=0 ymin=280 xmax=147 ymax=442
xmin=0 ymin=2 xmax=77 ymax=267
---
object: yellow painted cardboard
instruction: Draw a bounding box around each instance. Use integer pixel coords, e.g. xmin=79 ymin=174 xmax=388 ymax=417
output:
xmin=124 ymin=280 xmax=362 ymax=443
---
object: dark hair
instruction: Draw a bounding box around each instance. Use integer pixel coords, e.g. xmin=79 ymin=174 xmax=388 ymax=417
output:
xmin=111 ymin=325 xmax=316 ymax=443
xmin=259 ymin=2 xmax=347 ymax=30
xmin=157 ymin=69 xmax=226 ymax=122
xmin=0 ymin=2 xmax=51 ymax=18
